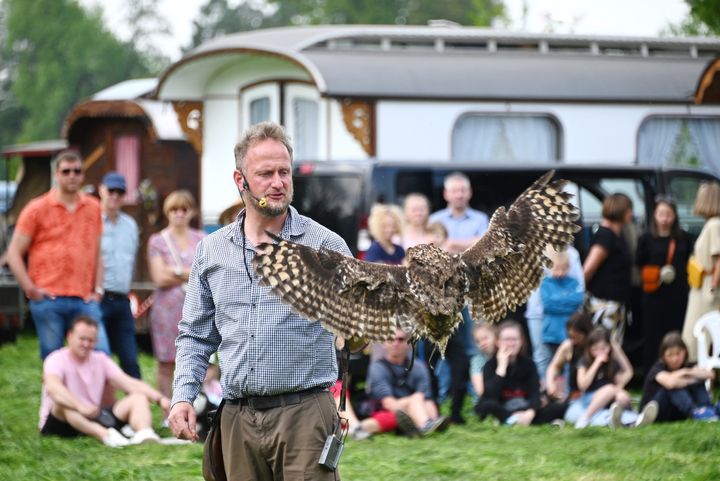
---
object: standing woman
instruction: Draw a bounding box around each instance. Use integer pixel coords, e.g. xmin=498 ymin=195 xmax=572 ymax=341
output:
xmin=148 ymin=190 xmax=205 ymax=399
xmin=636 ymin=196 xmax=691 ymax=374
xmin=365 ymin=203 xmax=405 ymax=265
xmin=583 ymin=193 xmax=633 ymax=344
xmin=682 ymin=182 xmax=720 ymax=362
xmin=401 ymin=193 xmax=435 ymax=250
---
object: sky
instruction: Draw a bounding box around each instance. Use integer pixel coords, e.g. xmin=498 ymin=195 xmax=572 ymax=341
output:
xmin=78 ymin=0 xmax=692 ymax=61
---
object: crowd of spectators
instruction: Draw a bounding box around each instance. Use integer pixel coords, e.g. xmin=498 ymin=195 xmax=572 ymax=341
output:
xmin=340 ymin=172 xmax=720 ymax=439
xmin=7 ymin=155 xmax=720 ymax=446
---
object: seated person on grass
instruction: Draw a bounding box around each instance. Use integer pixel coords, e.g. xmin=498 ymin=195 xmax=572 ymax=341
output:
xmin=640 ymin=331 xmax=717 ymax=422
xmin=574 ymin=327 xmax=657 ymax=429
xmin=39 ymin=315 xmax=171 ymax=447
xmin=475 ymin=320 xmax=566 ymax=426
xmin=366 ymin=328 xmax=449 ymax=437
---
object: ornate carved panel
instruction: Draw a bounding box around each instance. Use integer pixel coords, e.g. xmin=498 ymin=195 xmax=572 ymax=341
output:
xmin=172 ymin=101 xmax=204 ymax=155
xmin=341 ymin=99 xmax=375 ymax=156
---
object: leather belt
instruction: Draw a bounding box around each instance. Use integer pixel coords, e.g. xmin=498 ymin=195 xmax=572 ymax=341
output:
xmin=104 ymin=291 xmax=128 ymax=300
xmin=226 ymin=387 xmax=327 ymax=410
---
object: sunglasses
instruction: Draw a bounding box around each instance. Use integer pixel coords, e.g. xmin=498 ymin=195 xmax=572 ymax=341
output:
xmin=169 ymin=206 xmax=189 ymax=213
xmin=59 ymin=168 xmax=83 ymax=176
xmin=392 ymin=336 xmax=408 ymax=343
xmin=108 ymin=188 xmax=126 ymax=195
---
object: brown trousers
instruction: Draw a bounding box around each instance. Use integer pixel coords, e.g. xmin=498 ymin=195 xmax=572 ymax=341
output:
xmin=220 ymin=391 xmax=341 ymax=481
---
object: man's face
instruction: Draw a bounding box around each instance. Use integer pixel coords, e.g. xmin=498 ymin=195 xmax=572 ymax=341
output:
xmin=67 ymin=322 xmax=98 ymax=359
xmin=443 ymin=178 xmax=471 ymax=211
xmin=239 ymin=139 xmax=293 ymax=217
xmin=384 ymin=329 xmax=410 ymax=358
xmin=55 ymin=159 xmax=84 ymax=194
xmin=99 ymin=184 xmax=125 ymax=212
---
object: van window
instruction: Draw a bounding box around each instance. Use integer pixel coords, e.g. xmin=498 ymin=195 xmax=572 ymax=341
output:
xmin=638 ymin=117 xmax=720 ymax=175
xmin=666 ymin=173 xmax=714 ymax=237
xmin=293 ymin=173 xmax=364 ymax=254
xmin=452 ymin=114 xmax=559 ymax=162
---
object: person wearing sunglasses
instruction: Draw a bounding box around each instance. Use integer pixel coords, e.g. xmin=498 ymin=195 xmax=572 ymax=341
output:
xmin=7 ymin=149 xmax=110 ymax=360
xmin=98 ymin=172 xmax=141 ymax=379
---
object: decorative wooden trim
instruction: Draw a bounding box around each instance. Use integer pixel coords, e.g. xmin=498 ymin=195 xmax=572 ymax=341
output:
xmin=695 ymin=57 xmax=720 ymax=105
xmin=172 ymin=101 xmax=204 ymax=155
xmin=340 ymin=99 xmax=375 ymax=156
xmin=83 ymin=144 xmax=106 ymax=171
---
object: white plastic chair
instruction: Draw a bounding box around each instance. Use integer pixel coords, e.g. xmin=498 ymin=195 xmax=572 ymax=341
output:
xmin=693 ymin=311 xmax=720 ymax=391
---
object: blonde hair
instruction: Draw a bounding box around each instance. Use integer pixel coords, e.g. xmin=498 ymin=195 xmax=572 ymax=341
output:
xmin=163 ymin=189 xmax=197 ymax=216
xmin=693 ymin=182 xmax=720 ymax=219
xmin=368 ymin=203 xmax=403 ymax=241
xmin=426 ymin=222 xmax=448 ymax=242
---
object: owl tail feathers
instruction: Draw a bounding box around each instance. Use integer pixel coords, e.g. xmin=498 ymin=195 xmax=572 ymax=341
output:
xmin=421 ymin=311 xmax=461 ymax=359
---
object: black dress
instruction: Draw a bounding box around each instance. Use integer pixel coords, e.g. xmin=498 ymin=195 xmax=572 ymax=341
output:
xmin=635 ymin=231 xmax=691 ymax=375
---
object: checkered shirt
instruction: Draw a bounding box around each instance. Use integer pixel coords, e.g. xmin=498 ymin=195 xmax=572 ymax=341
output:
xmin=172 ymin=206 xmax=351 ymax=405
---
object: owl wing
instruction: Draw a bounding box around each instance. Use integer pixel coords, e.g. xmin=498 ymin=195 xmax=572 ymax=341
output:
xmin=253 ymin=235 xmax=419 ymax=342
xmin=460 ymin=170 xmax=580 ymax=323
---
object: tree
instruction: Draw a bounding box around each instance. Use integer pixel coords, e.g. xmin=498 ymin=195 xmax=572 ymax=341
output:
xmin=187 ymin=0 xmax=506 ymax=50
xmin=4 ymin=0 xmax=151 ymax=143
xmin=188 ymin=0 xmax=269 ymax=51
xmin=664 ymin=0 xmax=719 ymax=36
xmin=687 ymin=0 xmax=720 ymax=35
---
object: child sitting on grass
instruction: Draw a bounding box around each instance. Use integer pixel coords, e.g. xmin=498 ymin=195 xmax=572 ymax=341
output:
xmin=469 ymin=322 xmax=497 ymax=404
xmin=475 ymin=320 xmax=566 ymax=426
xmin=574 ymin=327 xmax=658 ymax=429
xmin=640 ymin=331 xmax=717 ymax=422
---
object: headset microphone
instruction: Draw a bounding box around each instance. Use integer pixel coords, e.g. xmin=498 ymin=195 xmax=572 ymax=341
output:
xmin=241 ymin=177 xmax=267 ymax=208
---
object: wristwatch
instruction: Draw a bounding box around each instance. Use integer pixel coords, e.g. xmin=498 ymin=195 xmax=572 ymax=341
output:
xmin=94 ymin=286 xmax=105 ymax=296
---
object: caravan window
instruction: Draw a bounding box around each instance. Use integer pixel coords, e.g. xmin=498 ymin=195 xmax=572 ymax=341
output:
xmin=250 ymin=97 xmax=270 ymax=125
xmin=292 ymin=98 xmax=319 ymax=160
xmin=638 ymin=117 xmax=720 ymax=174
xmin=451 ymin=114 xmax=560 ymax=162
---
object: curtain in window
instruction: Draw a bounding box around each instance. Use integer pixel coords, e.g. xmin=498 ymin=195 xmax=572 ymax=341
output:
xmin=688 ymin=119 xmax=720 ymax=174
xmin=293 ymin=98 xmax=319 ymax=160
xmin=452 ymin=115 xmax=557 ymax=162
xmin=250 ymin=97 xmax=270 ymax=125
xmin=114 ymin=135 xmax=139 ymax=204
xmin=637 ymin=118 xmax=683 ymax=166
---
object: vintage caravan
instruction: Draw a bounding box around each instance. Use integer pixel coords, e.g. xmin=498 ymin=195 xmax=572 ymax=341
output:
xmin=154 ymin=25 xmax=720 ymax=229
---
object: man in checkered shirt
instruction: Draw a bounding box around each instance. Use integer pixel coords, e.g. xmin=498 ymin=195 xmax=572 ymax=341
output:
xmin=169 ymin=121 xmax=349 ymax=480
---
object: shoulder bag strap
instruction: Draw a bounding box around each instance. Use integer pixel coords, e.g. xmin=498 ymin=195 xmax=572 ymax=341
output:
xmin=161 ymin=230 xmax=184 ymax=270
xmin=666 ymin=238 xmax=676 ymax=265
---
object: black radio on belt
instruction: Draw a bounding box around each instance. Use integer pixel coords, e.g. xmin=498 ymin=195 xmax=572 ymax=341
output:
xmin=318 ymin=433 xmax=344 ymax=471
xmin=318 ymin=417 xmax=347 ymax=471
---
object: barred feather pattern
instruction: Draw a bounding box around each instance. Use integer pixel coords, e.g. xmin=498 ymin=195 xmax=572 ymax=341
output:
xmin=253 ymin=170 xmax=579 ymax=355
xmin=254 ymin=239 xmax=417 ymax=343
xmin=461 ymin=170 xmax=580 ymax=323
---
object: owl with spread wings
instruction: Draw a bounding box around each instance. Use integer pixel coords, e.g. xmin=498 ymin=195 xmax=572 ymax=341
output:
xmin=253 ymin=170 xmax=580 ymax=355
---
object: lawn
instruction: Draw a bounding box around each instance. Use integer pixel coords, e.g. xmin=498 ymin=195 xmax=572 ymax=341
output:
xmin=2 ymin=335 xmax=720 ymax=481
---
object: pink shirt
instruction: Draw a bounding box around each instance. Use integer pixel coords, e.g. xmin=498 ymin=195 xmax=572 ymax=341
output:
xmin=38 ymin=347 xmax=123 ymax=430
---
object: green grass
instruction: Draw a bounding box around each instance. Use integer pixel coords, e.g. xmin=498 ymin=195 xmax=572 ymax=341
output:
xmin=2 ymin=335 xmax=720 ymax=481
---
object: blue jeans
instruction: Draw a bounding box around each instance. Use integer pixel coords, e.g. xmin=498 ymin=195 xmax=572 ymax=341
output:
xmin=101 ymin=294 xmax=141 ymax=378
xmin=29 ymin=296 xmax=109 ymax=359
xmin=653 ymin=383 xmax=712 ymax=421
xmin=527 ymin=315 xmax=552 ymax=380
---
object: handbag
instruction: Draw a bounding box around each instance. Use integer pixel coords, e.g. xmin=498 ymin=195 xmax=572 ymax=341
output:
xmin=688 ymin=256 xmax=705 ymax=289
xmin=641 ymin=239 xmax=676 ymax=293
xmin=202 ymin=399 xmax=227 ymax=481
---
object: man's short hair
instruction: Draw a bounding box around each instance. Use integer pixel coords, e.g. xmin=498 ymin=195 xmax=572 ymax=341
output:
xmin=443 ymin=172 xmax=471 ymax=190
xmin=55 ymin=149 xmax=83 ymax=169
xmin=233 ymin=121 xmax=294 ymax=171
xmin=69 ymin=314 xmax=98 ymax=332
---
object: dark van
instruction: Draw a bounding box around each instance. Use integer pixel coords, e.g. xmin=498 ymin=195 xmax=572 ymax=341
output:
xmin=293 ymin=161 xmax=719 ymax=258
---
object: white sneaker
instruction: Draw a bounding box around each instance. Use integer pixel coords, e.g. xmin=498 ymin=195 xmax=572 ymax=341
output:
xmin=120 ymin=425 xmax=136 ymax=438
xmin=634 ymin=401 xmax=658 ymax=428
xmin=129 ymin=428 xmax=161 ymax=445
xmin=608 ymin=402 xmax=623 ymax=429
xmin=574 ymin=416 xmax=589 ymax=429
xmin=158 ymin=437 xmax=193 ymax=445
xmin=103 ymin=427 xmax=130 ymax=448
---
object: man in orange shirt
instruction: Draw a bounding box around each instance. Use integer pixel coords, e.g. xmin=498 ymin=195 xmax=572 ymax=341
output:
xmin=7 ymin=150 xmax=109 ymax=359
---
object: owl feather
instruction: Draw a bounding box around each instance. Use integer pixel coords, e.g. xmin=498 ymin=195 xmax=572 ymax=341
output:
xmin=253 ymin=170 xmax=580 ymax=355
